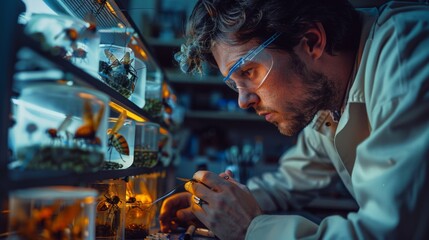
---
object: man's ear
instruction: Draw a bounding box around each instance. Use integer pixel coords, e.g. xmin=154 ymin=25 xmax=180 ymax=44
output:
xmin=300 ymin=22 xmax=326 ymax=60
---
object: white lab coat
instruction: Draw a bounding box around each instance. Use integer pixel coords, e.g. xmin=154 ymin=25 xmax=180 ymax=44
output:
xmin=246 ymin=2 xmax=429 ymax=239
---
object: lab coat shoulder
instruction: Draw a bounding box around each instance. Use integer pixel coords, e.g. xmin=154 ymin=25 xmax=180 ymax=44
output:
xmin=246 ymin=2 xmax=429 ymax=239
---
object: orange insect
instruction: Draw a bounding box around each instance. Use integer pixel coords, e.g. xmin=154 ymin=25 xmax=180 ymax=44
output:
xmin=107 ymin=110 xmax=129 ymax=159
xmin=74 ymin=100 xmax=105 ymax=145
xmin=46 ymin=115 xmax=72 ymax=141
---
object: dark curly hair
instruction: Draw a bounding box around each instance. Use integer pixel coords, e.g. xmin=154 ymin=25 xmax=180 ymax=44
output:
xmin=175 ymin=0 xmax=361 ymax=74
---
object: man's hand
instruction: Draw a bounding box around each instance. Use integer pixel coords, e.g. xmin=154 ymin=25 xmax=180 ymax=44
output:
xmin=159 ymin=192 xmax=202 ymax=232
xmin=185 ymin=171 xmax=262 ymax=240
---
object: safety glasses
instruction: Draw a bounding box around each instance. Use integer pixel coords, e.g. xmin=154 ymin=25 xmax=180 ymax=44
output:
xmin=223 ymin=32 xmax=281 ymax=92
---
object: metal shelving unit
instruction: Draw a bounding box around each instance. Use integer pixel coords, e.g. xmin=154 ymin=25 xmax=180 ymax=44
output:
xmin=1 ymin=0 xmax=170 ymax=198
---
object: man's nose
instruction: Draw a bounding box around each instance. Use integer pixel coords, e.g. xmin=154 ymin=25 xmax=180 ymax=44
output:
xmin=237 ymin=89 xmax=259 ymax=109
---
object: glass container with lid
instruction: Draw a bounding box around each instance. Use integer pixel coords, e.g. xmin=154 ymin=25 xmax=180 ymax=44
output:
xmin=25 ymin=13 xmax=100 ymax=78
xmin=132 ymin=122 xmax=160 ymax=168
xmin=143 ymin=72 xmax=163 ymax=120
xmin=99 ymin=44 xmax=138 ymax=99
xmin=129 ymin=58 xmax=147 ymax=108
xmin=11 ymin=84 xmax=109 ymax=172
xmin=102 ymin=117 xmax=135 ymax=170
xmin=8 ymin=186 xmax=98 ymax=240
xmin=91 ymin=179 xmax=126 ymax=240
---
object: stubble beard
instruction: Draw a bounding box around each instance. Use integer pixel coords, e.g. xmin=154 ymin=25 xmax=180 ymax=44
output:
xmin=275 ymin=52 xmax=338 ymax=136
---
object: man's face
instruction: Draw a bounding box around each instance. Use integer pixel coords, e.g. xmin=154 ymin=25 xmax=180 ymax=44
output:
xmin=212 ymin=40 xmax=338 ymax=136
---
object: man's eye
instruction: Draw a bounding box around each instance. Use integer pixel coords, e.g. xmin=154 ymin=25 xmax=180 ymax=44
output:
xmin=239 ymin=68 xmax=253 ymax=78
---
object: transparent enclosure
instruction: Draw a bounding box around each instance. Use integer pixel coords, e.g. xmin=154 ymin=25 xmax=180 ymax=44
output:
xmin=8 ymin=186 xmax=97 ymax=240
xmin=91 ymin=180 xmax=126 ymax=240
xmin=124 ymin=174 xmax=161 ymax=239
xmin=143 ymin=72 xmax=163 ymax=120
xmin=25 ymin=13 xmax=100 ymax=77
xmin=102 ymin=118 xmax=135 ymax=170
xmin=99 ymin=44 xmax=138 ymax=98
xmin=133 ymin=122 xmax=160 ymax=168
xmin=129 ymin=58 xmax=147 ymax=108
xmin=11 ymin=84 xmax=109 ymax=172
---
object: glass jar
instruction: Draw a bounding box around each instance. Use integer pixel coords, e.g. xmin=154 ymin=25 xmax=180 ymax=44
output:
xmin=91 ymin=180 xmax=126 ymax=240
xmin=25 ymin=13 xmax=100 ymax=78
xmin=8 ymin=186 xmax=97 ymax=240
xmin=133 ymin=122 xmax=160 ymax=168
xmin=102 ymin=118 xmax=135 ymax=170
xmin=124 ymin=174 xmax=160 ymax=239
xmin=129 ymin=58 xmax=147 ymax=108
xmin=143 ymin=71 xmax=163 ymax=120
xmin=99 ymin=44 xmax=137 ymax=98
xmin=124 ymin=201 xmax=152 ymax=239
xmin=11 ymin=84 xmax=109 ymax=173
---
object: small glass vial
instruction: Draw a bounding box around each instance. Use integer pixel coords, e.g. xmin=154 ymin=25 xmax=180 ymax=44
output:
xmin=25 ymin=13 xmax=100 ymax=78
xmin=8 ymin=186 xmax=97 ymax=240
xmin=102 ymin=117 xmax=135 ymax=170
xmin=133 ymin=122 xmax=160 ymax=168
xmin=99 ymin=44 xmax=137 ymax=98
xmin=91 ymin=179 xmax=126 ymax=240
xmin=12 ymin=84 xmax=109 ymax=173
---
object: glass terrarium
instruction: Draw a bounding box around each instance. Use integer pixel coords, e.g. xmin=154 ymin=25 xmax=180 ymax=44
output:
xmin=142 ymin=71 xmax=163 ymax=120
xmin=132 ymin=122 xmax=160 ymax=168
xmin=8 ymin=186 xmax=97 ymax=240
xmin=99 ymin=44 xmax=138 ymax=98
xmin=124 ymin=174 xmax=160 ymax=239
xmin=102 ymin=117 xmax=135 ymax=170
xmin=11 ymin=84 xmax=109 ymax=173
xmin=129 ymin=58 xmax=147 ymax=108
xmin=25 ymin=13 xmax=100 ymax=77
xmin=124 ymin=201 xmax=152 ymax=239
xmin=91 ymin=179 xmax=126 ymax=240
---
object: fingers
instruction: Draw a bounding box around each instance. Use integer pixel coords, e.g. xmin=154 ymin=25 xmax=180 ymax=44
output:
xmin=222 ymin=169 xmax=234 ymax=178
xmin=190 ymin=171 xmax=231 ymax=192
xmin=159 ymin=192 xmax=193 ymax=232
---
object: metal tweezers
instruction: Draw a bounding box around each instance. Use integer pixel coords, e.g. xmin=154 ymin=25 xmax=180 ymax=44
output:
xmin=149 ymin=177 xmax=200 ymax=206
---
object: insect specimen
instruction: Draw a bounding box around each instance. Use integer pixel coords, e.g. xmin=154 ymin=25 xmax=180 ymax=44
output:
xmin=11 ymin=200 xmax=84 ymax=239
xmin=74 ymin=100 xmax=105 ymax=145
xmin=97 ymin=194 xmax=122 ymax=234
xmin=107 ymin=110 xmax=129 ymax=161
xmin=100 ymin=49 xmax=138 ymax=96
xmin=46 ymin=115 xmax=73 ymax=142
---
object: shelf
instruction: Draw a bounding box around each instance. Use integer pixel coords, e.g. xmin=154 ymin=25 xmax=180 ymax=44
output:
xmin=186 ymin=110 xmax=264 ymax=121
xmin=1 ymin=0 xmax=173 ymax=194
xmin=6 ymin=166 xmax=162 ymax=191
xmin=15 ymin=35 xmax=167 ymax=129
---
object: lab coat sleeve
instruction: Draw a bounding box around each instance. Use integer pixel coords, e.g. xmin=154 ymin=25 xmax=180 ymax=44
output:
xmin=246 ymin=2 xmax=429 ymax=239
xmin=247 ymin=126 xmax=338 ymax=212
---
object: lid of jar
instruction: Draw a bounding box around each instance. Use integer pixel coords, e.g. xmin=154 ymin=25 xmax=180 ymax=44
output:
xmin=20 ymin=83 xmax=110 ymax=104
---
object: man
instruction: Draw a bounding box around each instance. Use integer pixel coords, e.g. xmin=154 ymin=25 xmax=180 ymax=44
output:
xmin=159 ymin=0 xmax=429 ymax=239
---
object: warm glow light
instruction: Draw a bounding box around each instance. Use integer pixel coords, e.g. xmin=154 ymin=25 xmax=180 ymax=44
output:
xmin=105 ymin=2 xmax=116 ymax=15
xmin=162 ymin=82 xmax=170 ymax=98
xmin=78 ymin=92 xmax=97 ymax=100
xmin=160 ymin=128 xmax=168 ymax=135
xmin=109 ymin=102 xmax=169 ymax=134
xmin=109 ymin=102 xmax=146 ymax=122
xmin=130 ymin=43 xmax=148 ymax=61
xmin=136 ymin=194 xmax=153 ymax=204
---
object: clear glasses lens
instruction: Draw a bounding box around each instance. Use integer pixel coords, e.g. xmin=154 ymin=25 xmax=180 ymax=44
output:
xmin=224 ymin=49 xmax=274 ymax=92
